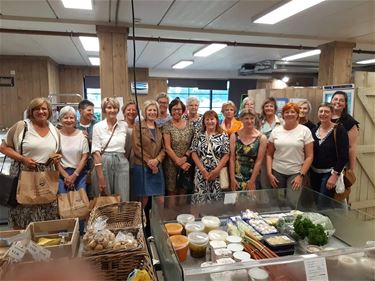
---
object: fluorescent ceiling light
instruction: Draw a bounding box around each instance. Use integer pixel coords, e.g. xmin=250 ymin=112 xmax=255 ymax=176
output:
xmin=356 ymin=58 xmax=375 ymax=64
xmin=89 ymin=57 xmax=100 ymax=66
xmin=172 ymin=60 xmax=193 ymax=69
xmin=79 ymin=36 xmax=99 ymax=52
xmin=253 ymin=0 xmax=326 ymax=24
xmin=61 ymin=0 xmax=92 ymax=10
xmin=282 ymin=49 xmax=321 ymax=61
xmin=194 ymin=43 xmax=227 ymax=57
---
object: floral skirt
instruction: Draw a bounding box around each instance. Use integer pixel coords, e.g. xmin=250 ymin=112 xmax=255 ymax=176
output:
xmin=8 ymin=161 xmax=59 ymax=229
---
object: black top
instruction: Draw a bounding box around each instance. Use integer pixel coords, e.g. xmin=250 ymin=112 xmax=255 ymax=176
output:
xmin=312 ymin=124 xmax=349 ymax=173
xmin=301 ymin=120 xmax=316 ymax=132
xmin=332 ymin=114 xmax=359 ymax=132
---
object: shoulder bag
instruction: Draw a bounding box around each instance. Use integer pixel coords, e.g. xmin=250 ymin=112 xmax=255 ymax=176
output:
xmin=0 ymin=121 xmax=27 ymax=207
xmin=206 ymin=132 xmax=229 ymax=190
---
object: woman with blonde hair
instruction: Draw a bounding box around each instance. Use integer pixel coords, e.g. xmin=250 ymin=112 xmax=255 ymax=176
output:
xmin=0 ymin=97 xmax=61 ymax=228
xmin=298 ymin=100 xmax=315 ymax=131
xmin=221 ymin=101 xmax=243 ymax=137
xmin=92 ymin=97 xmax=129 ymax=200
xmin=229 ymin=109 xmax=267 ymax=191
xmin=132 ymin=100 xmax=165 ymax=206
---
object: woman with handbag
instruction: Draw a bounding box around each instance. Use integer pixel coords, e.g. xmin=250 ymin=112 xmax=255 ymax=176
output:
xmin=229 ymin=109 xmax=267 ymax=191
xmin=92 ymin=97 xmax=129 ymax=201
xmin=331 ymin=91 xmax=359 ymax=173
xmin=132 ymin=100 xmax=165 ymax=206
xmin=162 ymin=98 xmax=194 ymax=196
xmin=310 ymin=103 xmax=349 ymax=204
xmin=0 ymin=97 xmax=61 ymax=229
xmin=190 ymin=110 xmax=229 ymax=203
xmin=267 ymin=103 xmax=314 ymax=191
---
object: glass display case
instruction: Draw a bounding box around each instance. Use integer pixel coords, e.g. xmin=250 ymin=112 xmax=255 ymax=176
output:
xmin=151 ymin=188 xmax=375 ymax=281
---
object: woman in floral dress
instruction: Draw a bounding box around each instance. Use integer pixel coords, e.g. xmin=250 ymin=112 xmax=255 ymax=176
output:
xmin=190 ymin=110 xmax=229 ymax=203
xmin=229 ymin=109 xmax=267 ymax=191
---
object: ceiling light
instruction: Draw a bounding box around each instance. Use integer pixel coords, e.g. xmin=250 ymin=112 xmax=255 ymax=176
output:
xmin=79 ymin=36 xmax=99 ymax=52
xmin=89 ymin=57 xmax=100 ymax=66
xmin=253 ymin=0 xmax=326 ymax=24
xmin=356 ymin=58 xmax=375 ymax=65
xmin=282 ymin=49 xmax=321 ymax=61
xmin=282 ymin=76 xmax=290 ymax=83
xmin=61 ymin=0 xmax=92 ymax=10
xmin=193 ymin=43 xmax=227 ymax=57
xmin=172 ymin=60 xmax=193 ymax=69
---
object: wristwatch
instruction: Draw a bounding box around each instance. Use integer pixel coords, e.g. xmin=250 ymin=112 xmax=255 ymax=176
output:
xmin=299 ymin=172 xmax=305 ymax=178
xmin=333 ymin=170 xmax=341 ymax=176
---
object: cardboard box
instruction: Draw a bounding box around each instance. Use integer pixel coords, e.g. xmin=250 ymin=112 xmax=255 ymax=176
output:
xmin=26 ymin=218 xmax=80 ymax=258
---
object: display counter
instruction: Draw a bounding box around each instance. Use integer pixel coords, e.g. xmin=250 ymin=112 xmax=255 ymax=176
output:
xmin=151 ymin=188 xmax=375 ymax=281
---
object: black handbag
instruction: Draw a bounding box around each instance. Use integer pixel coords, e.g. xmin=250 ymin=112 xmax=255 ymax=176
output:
xmin=0 ymin=121 xmax=27 ymax=207
xmin=176 ymin=156 xmax=195 ymax=194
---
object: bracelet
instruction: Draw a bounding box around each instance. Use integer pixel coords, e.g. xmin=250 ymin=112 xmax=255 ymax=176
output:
xmin=95 ymin=163 xmax=102 ymax=167
xmin=73 ymin=171 xmax=79 ymax=177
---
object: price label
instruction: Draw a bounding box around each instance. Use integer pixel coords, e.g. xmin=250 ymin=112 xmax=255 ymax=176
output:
xmin=224 ymin=193 xmax=237 ymax=204
xmin=27 ymin=241 xmax=51 ymax=261
xmin=7 ymin=242 xmax=26 ymax=262
xmin=304 ymin=257 xmax=329 ymax=281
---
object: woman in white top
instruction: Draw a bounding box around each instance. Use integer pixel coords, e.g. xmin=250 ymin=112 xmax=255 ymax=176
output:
xmin=57 ymin=106 xmax=89 ymax=193
xmin=0 ymin=97 xmax=61 ymax=228
xmin=92 ymin=97 xmax=129 ymax=201
xmin=267 ymin=103 xmax=313 ymax=190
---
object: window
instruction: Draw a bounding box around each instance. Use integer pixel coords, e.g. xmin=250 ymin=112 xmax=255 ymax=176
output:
xmin=168 ymin=86 xmax=229 ymax=121
xmin=86 ymin=88 xmax=102 ymax=120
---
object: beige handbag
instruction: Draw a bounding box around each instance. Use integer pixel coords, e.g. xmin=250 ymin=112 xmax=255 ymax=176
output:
xmin=206 ymin=132 xmax=229 ymax=190
xmin=17 ymin=170 xmax=59 ymax=205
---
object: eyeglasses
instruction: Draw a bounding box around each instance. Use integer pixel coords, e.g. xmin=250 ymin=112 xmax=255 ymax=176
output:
xmin=172 ymin=108 xmax=183 ymax=112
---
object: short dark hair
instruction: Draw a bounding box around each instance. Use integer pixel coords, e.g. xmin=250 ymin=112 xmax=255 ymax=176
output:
xmin=331 ymin=91 xmax=348 ymax=116
xmin=78 ymin=99 xmax=94 ymax=110
xmin=168 ymin=98 xmax=186 ymax=114
xmin=261 ymin=97 xmax=277 ymax=116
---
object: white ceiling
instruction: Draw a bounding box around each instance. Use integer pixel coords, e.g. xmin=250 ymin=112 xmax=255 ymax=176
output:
xmin=0 ymin=0 xmax=374 ymax=78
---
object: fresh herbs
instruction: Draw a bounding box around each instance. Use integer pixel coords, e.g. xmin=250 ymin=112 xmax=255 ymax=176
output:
xmin=293 ymin=215 xmax=328 ymax=246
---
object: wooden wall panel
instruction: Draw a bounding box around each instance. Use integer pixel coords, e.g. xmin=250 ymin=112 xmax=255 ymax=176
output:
xmin=47 ymin=59 xmax=60 ymax=95
xmin=0 ymin=56 xmax=50 ymax=128
xmin=129 ymin=78 xmax=168 ymax=109
xmin=351 ymin=71 xmax=375 ymax=217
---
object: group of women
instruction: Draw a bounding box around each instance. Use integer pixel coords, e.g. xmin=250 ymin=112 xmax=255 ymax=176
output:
xmin=0 ymin=90 xmax=358 ymax=228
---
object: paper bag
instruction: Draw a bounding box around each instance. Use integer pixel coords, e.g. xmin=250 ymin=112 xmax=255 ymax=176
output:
xmin=58 ymin=188 xmax=90 ymax=219
xmin=89 ymin=194 xmax=121 ymax=210
xmin=17 ymin=170 xmax=58 ymax=205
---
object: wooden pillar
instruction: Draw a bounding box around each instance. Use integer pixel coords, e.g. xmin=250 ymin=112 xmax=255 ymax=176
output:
xmin=96 ymin=25 xmax=129 ymax=100
xmin=318 ymin=41 xmax=356 ymax=86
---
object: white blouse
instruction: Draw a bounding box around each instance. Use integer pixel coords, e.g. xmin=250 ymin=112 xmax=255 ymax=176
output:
xmin=60 ymin=130 xmax=89 ymax=168
xmin=92 ymin=119 xmax=127 ymax=154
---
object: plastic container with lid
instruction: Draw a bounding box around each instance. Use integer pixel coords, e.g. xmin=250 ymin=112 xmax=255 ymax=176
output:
xmin=208 ymin=229 xmax=228 ymax=241
xmin=185 ymin=222 xmax=204 ymax=235
xmin=169 ymin=235 xmax=189 ymax=262
xmin=188 ymin=231 xmax=209 ymax=258
xmin=227 ymin=243 xmax=244 ymax=253
xmin=177 ymin=214 xmax=195 ymax=226
xmin=233 ymin=251 xmax=251 ymax=262
xmin=226 ymin=235 xmax=242 ymax=244
xmin=201 ymin=216 xmax=221 ymax=233
xmin=165 ymin=223 xmax=183 ymax=236
xmin=248 ymin=267 xmax=269 ymax=281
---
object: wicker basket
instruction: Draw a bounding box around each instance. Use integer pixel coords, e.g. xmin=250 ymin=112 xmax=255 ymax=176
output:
xmin=88 ymin=201 xmax=143 ymax=229
xmin=0 ymin=258 xmax=9 ymax=279
xmin=82 ymin=227 xmax=144 ymax=257
xmin=83 ymin=250 xmax=157 ymax=281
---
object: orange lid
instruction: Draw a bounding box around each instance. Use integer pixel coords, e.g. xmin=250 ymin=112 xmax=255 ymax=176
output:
xmin=170 ymin=235 xmax=189 ymax=250
xmin=165 ymin=223 xmax=183 ymax=235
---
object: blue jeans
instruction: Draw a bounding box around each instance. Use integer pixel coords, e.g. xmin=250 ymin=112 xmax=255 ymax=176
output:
xmin=58 ymin=168 xmax=87 ymax=235
xmin=310 ymin=171 xmax=335 ymax=209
